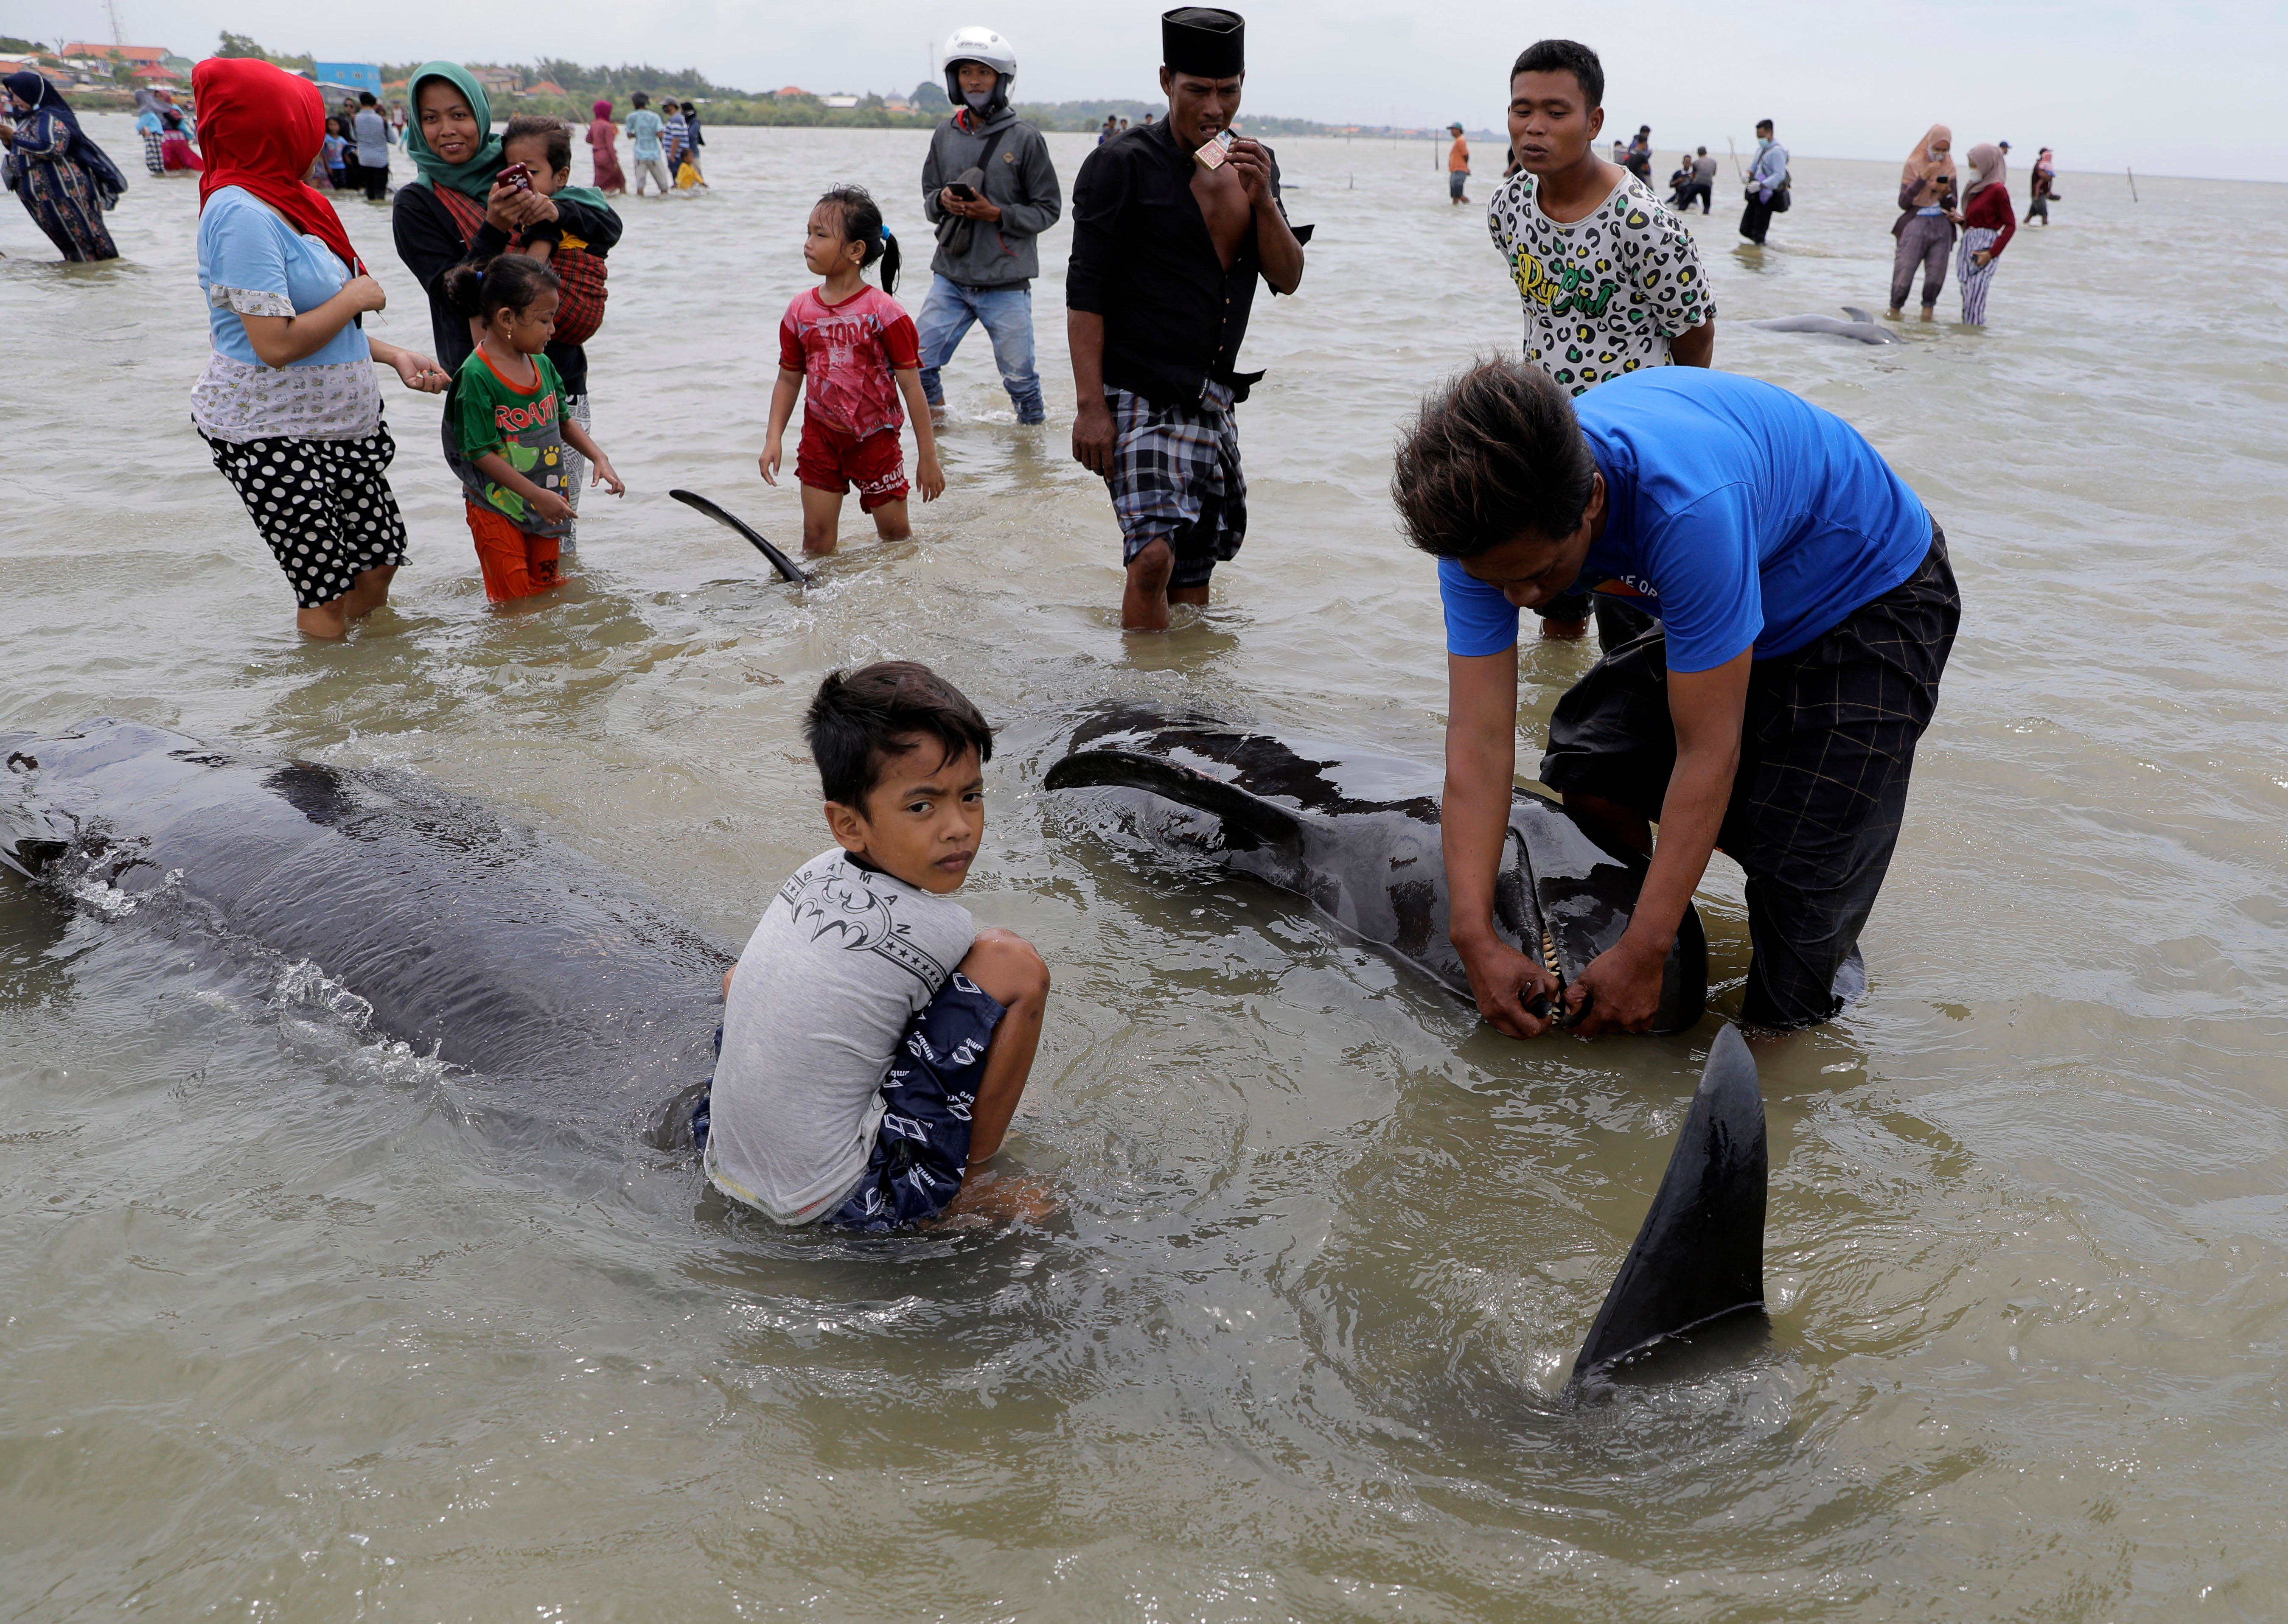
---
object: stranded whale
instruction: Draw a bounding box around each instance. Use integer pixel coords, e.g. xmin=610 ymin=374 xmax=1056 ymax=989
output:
xmin=3 ymin=716 xmax=1765 ymax=1380
xmin=1046 ymin=706 xmax=1761 ymax=1382
xmin=0 ymin=718 xmax=724 ymax=1111
xmin=1743 ymin=305 xmax=1904 ymax=344
xmin=1043 ymin=706 xmax=1707 ymax=1033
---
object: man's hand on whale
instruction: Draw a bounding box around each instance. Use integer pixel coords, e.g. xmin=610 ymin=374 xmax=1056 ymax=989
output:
xmin=1562 ymin=651 xmax=1746 ymax=1035
xmin=1442 ymin=515 xmax=1751 ymax=1039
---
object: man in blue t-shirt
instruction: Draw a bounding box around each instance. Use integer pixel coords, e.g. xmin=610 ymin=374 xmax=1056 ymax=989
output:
xmin=1393 ymin=361 xmax=1960 ymax=1035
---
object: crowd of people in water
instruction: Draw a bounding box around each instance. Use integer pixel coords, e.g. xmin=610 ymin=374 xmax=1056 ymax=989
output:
xmin=12 ymin=12 xmax=1997 ymax=1227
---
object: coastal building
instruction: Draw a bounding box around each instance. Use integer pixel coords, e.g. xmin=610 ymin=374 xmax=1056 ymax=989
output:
xmin=313 ymin=62 xmax=384 ymax=98
xmin=59 ymin=42 xmax=166 ymax=64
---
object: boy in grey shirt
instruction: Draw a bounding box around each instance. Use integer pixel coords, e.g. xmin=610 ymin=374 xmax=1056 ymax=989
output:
xmin=700 ymin=662 xmax=1050 ymax=1229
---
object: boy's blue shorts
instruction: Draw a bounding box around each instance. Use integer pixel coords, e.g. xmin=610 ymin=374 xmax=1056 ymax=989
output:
xmin=693 ymin=971 xmax=1006 ymax=1232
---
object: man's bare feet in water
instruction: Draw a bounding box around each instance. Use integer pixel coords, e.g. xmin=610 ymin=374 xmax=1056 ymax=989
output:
xmin=931 ymin=1168 xmax=1060 ymax=1226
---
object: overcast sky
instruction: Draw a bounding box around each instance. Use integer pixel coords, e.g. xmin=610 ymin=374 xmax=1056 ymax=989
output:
xmin=11 ymin=0 xmax=2282 ymax=180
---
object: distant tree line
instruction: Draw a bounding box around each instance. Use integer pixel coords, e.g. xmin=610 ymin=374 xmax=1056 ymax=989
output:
xmin=191 ymin=39 xmax=1373 ymax=139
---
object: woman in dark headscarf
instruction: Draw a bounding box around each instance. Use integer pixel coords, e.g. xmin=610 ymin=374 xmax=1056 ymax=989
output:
xmin=587 ymin=98 xmax=625 ymax=193
xmin=1 ymin=70 xmax=126 ymax=261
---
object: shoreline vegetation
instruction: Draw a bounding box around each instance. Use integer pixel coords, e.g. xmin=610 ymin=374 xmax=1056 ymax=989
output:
xmin=7 ymin=35 xmax=1471 ymax=139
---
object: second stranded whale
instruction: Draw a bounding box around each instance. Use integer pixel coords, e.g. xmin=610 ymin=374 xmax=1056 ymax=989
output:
xmin=1 ymin=715 xmax=1765 ymax=1385
xmin=1043 ymin=705 xmax=1708 ymax=1033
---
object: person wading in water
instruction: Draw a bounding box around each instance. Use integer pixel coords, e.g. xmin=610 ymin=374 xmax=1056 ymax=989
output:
xmin=1065 ymin=6 xmax=1310 ymax=632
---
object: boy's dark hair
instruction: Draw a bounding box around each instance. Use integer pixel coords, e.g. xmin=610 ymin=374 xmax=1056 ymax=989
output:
xmin=816 ymin=184 xmax=902 ymax=296
xmin=1756 ymin=118 xmax=1774 ymax=132
xmin=442 ymin=252 xmax=561 ymax=323
xmin=359 ymin=90 xmax=376 ymax=106
xmin=502 ymin=113 xmax=573 ymax=174
xmin=1391 ymin=359 xmax=1597 ymax=559
xmin=630 ymin=90 xmax=649 ymax=108
xmin=1509 ymin=39 xmax=1604 ymax=110
xmin=807 ymin=662 xmax=994 ymax=810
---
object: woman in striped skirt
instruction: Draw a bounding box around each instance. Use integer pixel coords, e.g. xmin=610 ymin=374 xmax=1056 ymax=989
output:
xmin=1956 ymin=143 xmax=2017 ymax=327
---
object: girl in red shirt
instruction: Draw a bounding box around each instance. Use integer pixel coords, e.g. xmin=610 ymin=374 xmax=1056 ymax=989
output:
xmin=760 ymin=186 xmax=945 ymax=556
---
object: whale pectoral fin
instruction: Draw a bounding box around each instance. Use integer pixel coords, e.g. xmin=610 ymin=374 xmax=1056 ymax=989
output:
xmin=1044 ymin=749 xmax=1304 ymax=852
xmin=1567 ymin=1025 xmax=1767 ymax=1389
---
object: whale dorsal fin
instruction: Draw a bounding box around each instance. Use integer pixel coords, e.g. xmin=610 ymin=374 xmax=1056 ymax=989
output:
xmin=1567 ymin=1024 xmax=1767 ymax=1387
xmin=1840 ymin=305 xmax=1875 ymax=323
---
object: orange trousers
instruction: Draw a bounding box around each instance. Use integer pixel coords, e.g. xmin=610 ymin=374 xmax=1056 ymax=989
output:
xmin=466 ymin=502 xmax=561 ymax=602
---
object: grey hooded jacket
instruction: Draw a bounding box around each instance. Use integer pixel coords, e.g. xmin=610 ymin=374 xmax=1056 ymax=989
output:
xmin=920 ymin=106 xmax=1063 ymax=288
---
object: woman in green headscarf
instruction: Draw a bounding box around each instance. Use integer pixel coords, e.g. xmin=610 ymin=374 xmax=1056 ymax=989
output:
xmin=392 ymin=62 xmax=523 ymax=372
xmin=393 ymin=62 xmax=620 ymax=367
xmin=392 ymin=62 xmax=624 ymax=543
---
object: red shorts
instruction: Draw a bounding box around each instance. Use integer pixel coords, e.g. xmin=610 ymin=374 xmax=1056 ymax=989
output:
xmin=795 ymin=417 xmax=908 ymax=511
xmin=466 ymin=502 xmax=561 ymax=602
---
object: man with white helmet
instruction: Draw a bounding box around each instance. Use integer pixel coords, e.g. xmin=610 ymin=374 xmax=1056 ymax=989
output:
xmin=918 ymin=26 xmax=1063 ymax=426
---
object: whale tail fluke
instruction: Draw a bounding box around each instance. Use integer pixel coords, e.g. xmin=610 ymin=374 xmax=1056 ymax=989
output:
xmin=1567 ymin=1024 xmax=1768 ymax=1389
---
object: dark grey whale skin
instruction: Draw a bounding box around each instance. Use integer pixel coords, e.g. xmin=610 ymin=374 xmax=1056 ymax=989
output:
xmin=1043 ymin=707 xmax=1706 ymax=1034
xmin=0 ymin=718 xmax=726 ymax=1111
xmin=1567 ymin=1023 xmax=1768 ymax=1390
xmin=1046 ymin=708 xmax=1758 ymax=1382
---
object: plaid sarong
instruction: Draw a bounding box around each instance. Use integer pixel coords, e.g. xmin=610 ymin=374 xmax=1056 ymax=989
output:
xmin=1539 ymin=524 xmax=1961 ymax=1029
xmin=1105 ymin=382 xmax=1247 ymax=589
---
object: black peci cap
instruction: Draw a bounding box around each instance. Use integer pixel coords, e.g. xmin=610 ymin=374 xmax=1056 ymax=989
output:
xmin=1163 ymin=7 xmax=1245 ymax=77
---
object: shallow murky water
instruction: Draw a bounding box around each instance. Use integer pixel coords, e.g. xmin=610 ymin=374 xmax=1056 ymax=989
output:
xmin=4 ymin=119 xmax=2287 ymax=1619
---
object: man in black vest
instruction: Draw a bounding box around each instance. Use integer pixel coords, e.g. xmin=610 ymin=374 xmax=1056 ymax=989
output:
xmin=1065 ymin=6 xmax=1310 ymax=631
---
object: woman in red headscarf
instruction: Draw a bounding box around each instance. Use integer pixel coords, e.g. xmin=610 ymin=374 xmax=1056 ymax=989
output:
xmin=587 ymin=98 xmax=625 ymax=194
xmin=189 ymin=56 xmax=450 ymax=640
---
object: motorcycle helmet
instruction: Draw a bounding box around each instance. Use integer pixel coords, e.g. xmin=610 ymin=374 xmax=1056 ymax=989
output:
xmin=941 ymin=25 xmax=1016 ymax=117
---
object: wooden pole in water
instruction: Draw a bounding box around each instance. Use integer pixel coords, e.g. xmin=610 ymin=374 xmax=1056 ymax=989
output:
xmin=2126 ymin=165 xmax=2139 ymax=202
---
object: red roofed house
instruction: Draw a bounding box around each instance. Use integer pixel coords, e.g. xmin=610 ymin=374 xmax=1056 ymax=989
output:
xmin=61 ymin=42 xmax=167 ymax=63
xmin=526 ymin=79 xmax=566 ymax=96
xmin=775 ymin=86 xmax=809 ymax=98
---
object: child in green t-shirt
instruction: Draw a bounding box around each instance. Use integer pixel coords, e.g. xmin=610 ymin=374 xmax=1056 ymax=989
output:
xmin=441 ymin=254 xmax=624 ymax=602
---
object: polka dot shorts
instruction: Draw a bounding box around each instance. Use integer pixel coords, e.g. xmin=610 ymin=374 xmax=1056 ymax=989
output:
xmin=203 ymin=423 xmax=410 ymax=609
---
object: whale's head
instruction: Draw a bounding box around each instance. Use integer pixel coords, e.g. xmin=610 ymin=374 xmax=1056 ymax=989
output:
xmin=0 ymin=718 xmax=238 ymax=878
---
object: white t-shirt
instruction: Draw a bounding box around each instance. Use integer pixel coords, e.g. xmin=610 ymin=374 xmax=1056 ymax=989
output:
xmin=1486 ymin=169 xmax=1713 ymax=396
xmin=705 ymin=848 xmax=976 ymax=1224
